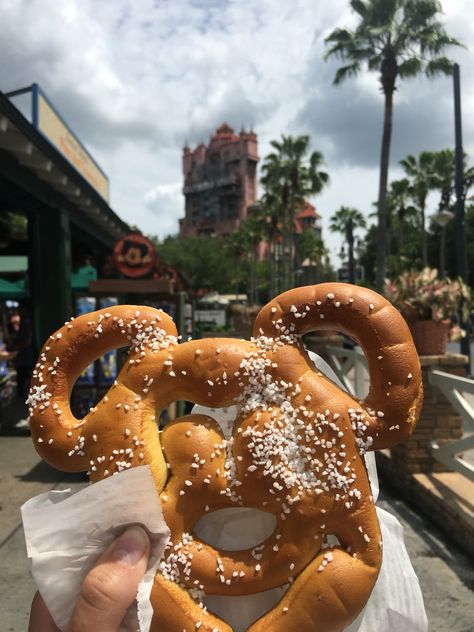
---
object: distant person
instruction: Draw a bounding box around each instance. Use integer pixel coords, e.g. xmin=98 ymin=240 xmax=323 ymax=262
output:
xmin=0 ymin=332 xmax=16 ymax=408
xmin=8 ymin=302 xmax=35 ymax=401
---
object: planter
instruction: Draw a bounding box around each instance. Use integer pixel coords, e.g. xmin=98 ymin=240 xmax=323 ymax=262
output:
xmin=408 ymin=320 xmax=450 ymax=356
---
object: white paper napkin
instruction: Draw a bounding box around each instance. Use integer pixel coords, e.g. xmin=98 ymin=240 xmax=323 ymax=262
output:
xmin=347 ymin=506 xmax=428 ymax=632
xmin=21 ymin=465 xmax=170 ymax=632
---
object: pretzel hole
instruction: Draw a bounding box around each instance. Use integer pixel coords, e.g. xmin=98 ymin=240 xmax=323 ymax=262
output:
xmin=193 ymin=507 xmax=277 ymax=550
xmin=324 ymin=534 xmax=341 ymax=547
xmin=311 ymin=339 xmax=369 ymax=398
xmin=71 ymin=349 xmax=125 ymax=417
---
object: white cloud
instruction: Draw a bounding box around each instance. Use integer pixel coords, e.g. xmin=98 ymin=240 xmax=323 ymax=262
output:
xmin=1 ymin=0 xmax=473 ymax=268
xmin=143 ymin=181 xmax=183 ymax=237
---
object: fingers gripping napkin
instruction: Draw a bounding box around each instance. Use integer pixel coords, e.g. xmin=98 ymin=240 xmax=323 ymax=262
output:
xmin=22 ymin=465 xmax=170 ymax=632
xmin=27 ymin=283 xmax=423 ymax=632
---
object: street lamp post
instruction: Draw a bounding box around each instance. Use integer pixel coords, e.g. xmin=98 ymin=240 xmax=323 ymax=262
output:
xmin=453 ymin=64 xmax=468 ymax=284
xmin=453 ymin=63 xmax=471 ymax=368
xmin=355 ymin=237 xmax=365 ymax=282
xmin=338 ymin=245 xmax=346 ymax=281
xmin=432 ymin=210 xmax=454 ymax=278
xmin=346 ymin=217 xmax=355 ymax=284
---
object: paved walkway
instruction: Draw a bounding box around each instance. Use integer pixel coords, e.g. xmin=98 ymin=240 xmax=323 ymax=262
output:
xmin=0 ymin=432 xmax=473 ymax=631
xmin=377 ymin=488 xmax=474 ymax=631
xmin=0 ymin=432 xmax=86 ymax=632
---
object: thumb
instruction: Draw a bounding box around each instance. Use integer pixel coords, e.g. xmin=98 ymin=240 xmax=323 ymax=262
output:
xmin=67 ymin=526 xmax=150 ymax=632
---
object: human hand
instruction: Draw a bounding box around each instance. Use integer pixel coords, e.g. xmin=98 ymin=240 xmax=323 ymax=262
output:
xmin=29 ymin=526 xmax=150 ymax=632
xmin=0 ymin=349 xmax=16 ymax=361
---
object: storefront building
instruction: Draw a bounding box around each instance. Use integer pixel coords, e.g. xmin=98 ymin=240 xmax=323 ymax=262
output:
xmin=0 ymin=86 xmax=129 ymax=348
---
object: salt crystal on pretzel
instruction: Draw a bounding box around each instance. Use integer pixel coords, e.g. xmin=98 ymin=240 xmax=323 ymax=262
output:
xmin=28 ymin=283 xmax=422 ymax=632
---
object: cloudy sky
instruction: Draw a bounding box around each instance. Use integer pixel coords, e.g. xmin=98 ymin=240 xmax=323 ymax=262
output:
xmin=1 ymin=0 xmax=474 ymax=265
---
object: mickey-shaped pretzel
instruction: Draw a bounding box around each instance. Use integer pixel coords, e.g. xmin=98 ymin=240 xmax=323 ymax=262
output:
xmin=28 ymin=283 xmax=422 ymax=632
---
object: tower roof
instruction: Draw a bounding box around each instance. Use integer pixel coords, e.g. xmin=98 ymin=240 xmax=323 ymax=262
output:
xmin=295 ymin=201 xmax=321 ymax=220
xmin=211 ymin=122 xmax=239 ymax=144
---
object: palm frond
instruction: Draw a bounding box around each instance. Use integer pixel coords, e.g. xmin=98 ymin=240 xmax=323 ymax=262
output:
xmin=425 ymin=56 xmax=455 ymax=77
xmin=324 ymin=28 xmax=355 ymax=56
xmin=367 ymin=24 xmax=391 ymax=38
xmin=350 ymin=0 xmax=369 ymax=19
xmin=367 ymin=53 xmax=383 ymax=71
xmin=418 ymin=28 xmax=463 ymax=55
xmin=329 ymin=205 xmax=367 ymax=233
xmin=399 ymin=154 xmax=417 ymax=175
xmin=350 ymin=44 xmax=382 ymax=61
xmin=398 ymin=56 xmax=422 ymax=78
xmin=333 ymin=62 xmax=361 ymax=85
xmin=309 ymin=151 xmax=325 ymax=168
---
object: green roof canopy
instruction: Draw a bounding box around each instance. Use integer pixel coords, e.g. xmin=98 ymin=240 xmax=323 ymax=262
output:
xmin=0 ymin=277 xmax=26 ymax=298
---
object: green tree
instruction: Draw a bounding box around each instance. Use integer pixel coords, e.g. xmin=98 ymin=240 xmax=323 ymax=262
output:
xmin=432 ymin=149 xmax=456 ymax=213
xmin=329 ymin=206 xmax=367 ymax=283
xmin=157 ymin=235 xmax=239 ymax=293
xmin=294 ymin=231 xmax=329 ymax=285
xmin=295 ymin=230 xmax=327 ymax=265
xmin=385 ymin=177 xmax=418 ymax=275
xmin=260 ymin=135 xmax=329 ymax=291
xmin=427 ymin=149 xmax=474 ymax=276
xmin=400 ymin=151 xmax=437 ymax=266
xmin=429 ymin=149 xmax=474 ymax=211
xmin=227 ymin=216 xmax=267 ymax=304
xmin=325 ymin=0 xmax=462 ymax=289
xmin=253 ymin=195 xmax=282 ymax=298
xmin=427 ymin=202 xmax=474 ymax=284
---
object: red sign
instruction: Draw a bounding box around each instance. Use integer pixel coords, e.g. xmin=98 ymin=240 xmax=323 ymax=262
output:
xmin=113 ymin=233 xmax=156 ymax=278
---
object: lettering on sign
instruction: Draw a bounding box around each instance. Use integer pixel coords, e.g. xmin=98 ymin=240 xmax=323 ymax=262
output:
xmin=33 ymin=87 xmax=110 ymax=201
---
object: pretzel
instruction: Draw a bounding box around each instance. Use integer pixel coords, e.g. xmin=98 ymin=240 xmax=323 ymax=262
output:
xmin=27 ymin=283 xmax=422 ymax=632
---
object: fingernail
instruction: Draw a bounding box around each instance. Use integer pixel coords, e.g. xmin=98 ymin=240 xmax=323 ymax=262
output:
xmin=111 ymin=526 xmax=149 ymax=566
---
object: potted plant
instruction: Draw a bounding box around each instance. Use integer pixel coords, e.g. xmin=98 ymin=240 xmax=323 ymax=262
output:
xmin=384 ymin=268 xmax=472 ymax=355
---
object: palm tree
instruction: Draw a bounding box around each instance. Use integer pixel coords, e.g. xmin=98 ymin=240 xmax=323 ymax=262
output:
xmin=296 ymin=231 xmax=327 ymax=265
xmin=260 ymin=135 xmax=329 ymax=290
xmin=386 ymin=177 xmax=418 ymax=274
xmin=324 ymin=0 xmax=462 ymax=290
xmin=400 ymin=151 xmax=436 ymax=266
xmin=253 ymin=194 xmax=283 ymax=297
xmin=228 ymin=215 xmax=266 ymax=304
xmin=428 ymin=149 xmax=474 ymax=276
xmin=330 ymin=206 xmax=367 ymax=283
xmin=295 ymin=231 xmax=329 ymax=284
xmin=429 ymin=149 xmax=474 ymax=211
xmin=431 ymin=149 xmax=456 ymax=212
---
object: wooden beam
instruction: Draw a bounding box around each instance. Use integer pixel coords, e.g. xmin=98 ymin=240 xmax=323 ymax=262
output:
xmin=17 ymin=152 xmax=53 ymax=172
xmin=42 ymin=170 xmax=68 ymax=186
xmin=0 ymin=132 xmax=33 ymax=154
xmin=64 ymin=185 xmax=81 ymax=197
xmin=80 ymin=196 xmax=92 ymax=207
xmin=89 ymin=279 xmax=174 ymax=295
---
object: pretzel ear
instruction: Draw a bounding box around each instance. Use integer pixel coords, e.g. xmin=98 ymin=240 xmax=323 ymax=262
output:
xmin=27 ymin=305 xmax=178 ymax=471
xmin=253 ymin=283 xmax=423 ymax=449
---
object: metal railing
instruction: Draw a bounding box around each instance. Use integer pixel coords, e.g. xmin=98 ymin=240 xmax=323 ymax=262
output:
xmin=324 ymin=347 xmax=474 ymax=483
xmin=324 ymin=345 xmax=368 ymax=399
xmin=428 ymin=369 xmax=474 ymax=482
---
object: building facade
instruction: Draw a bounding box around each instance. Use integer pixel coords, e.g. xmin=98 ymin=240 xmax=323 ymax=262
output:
xmin=0 ymin=88 xmax=129 ymax=347
xmin=294 ymin=201 xmax=322 ymax=238
xmin=179 ymin=123 xmax=259 ymax=237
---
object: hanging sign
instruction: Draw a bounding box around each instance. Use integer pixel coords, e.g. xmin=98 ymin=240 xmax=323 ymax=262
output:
xmin=113 ymin=233 xmax=156 ymax=278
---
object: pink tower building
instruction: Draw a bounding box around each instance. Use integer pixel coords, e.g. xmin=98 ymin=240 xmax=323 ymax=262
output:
xmin=179 ymin=123 xmax=259 ymax=237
